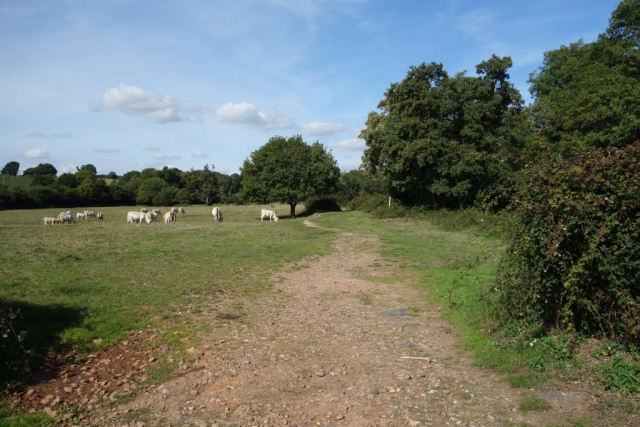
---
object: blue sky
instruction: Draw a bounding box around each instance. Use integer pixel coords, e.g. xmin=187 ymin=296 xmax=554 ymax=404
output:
xmin=0 ymin=0 xmax=620 ymax=175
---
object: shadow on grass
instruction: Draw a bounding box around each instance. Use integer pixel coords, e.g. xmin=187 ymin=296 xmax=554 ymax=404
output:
xmin=1 ymin=300 xmax=85 ymax=388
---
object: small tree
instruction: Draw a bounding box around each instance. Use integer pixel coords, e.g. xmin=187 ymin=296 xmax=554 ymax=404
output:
xmin=240 ymin=135 xmax=340 ymax=218
xmin=23 ymin=163 xmax=57 ymax=176
xmin=152 ymin=186 xmax=178 ymax=206
xmin=1 ymin=161 xmax=19 ymax=176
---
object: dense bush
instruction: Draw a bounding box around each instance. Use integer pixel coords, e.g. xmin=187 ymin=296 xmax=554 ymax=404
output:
xmin=303 ymin=196 xmax=341 ymax=215
xmin=496 ymin=142 xmax=640 ymax=343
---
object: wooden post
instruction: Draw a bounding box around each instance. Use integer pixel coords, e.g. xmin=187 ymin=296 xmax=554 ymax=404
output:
xmin=388 ymin=196 xmax=391 ymax=207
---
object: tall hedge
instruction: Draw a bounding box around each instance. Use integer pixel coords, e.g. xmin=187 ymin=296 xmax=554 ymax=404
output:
xmin=496 ymin=142 xmax=640 ymax=343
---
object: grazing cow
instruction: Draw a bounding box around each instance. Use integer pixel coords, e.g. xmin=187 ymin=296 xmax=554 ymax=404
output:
xmin=211 ymin=207 xmax=223 ymax=222
xmin=96 ymin=212 xmax=104 ymax=221
xmin=179 ymin=207 xmax=186 ymax=214
xmin=84 ymin=211 xmax=95 ymax=219
xmin=43 ymin=217 xmax=56 ymax=225
xmin=127 ymin=211 xmax=152 ymax=224
xmin=141 ymin=208 xmax=148 ymax=213
xmin=170 ymin=207 xmax=178 ymax=214
xmin=77 ymin=212 xmax=86 ymax=220
xmin=58 ymin=212 xmax=76 ymax=224
xmin=260 ymin=209 xmax=279 ymax=222
xmin=148 ymin=212 xmax=158 ymax=222
xmin=153 ymin=209 xmax=161 ymax=215
xmin=163 ymin=211 xmax=176 ymax=223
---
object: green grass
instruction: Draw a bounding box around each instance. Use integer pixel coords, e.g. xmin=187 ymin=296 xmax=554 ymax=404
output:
xmin=0 ymin=204 xmax=333 ymax=385
xmin=0 ymin=399 xmax=54 ymax=427
xmin=518 ymin=395 xmax=551 ymax=411
xmin=0 ymin=176 xmax=32 ymax=189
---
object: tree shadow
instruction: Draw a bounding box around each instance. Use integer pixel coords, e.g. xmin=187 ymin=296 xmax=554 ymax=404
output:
xmin=1 ymin=300 xmax=85 ymax=387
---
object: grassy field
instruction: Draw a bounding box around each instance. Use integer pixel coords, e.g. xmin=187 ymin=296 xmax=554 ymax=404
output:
xmin=0 ymin=176 xmax=31 ymax=188
xmin=0 ymin=204 xmax=333 ymax=385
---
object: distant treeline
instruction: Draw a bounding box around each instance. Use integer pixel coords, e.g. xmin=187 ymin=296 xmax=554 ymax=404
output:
xmin=0 ymin=163 xmax=242 ymax=209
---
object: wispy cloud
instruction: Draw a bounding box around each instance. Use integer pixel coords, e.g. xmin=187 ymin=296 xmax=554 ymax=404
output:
xmin=191 ymin=152 xmax=209 ymax=158
xmin=155 ymin=153 xmax=182 ymax=160
xmin=24 ymin=148 xmax=50 ymax=159
xmin=23 ymin=132 xmax=48 ymax=138
xmin=216 ymin=102 xmax=296 ymax=130
xmin=300 ymin=122 xmax=347 ymax=136
xmin=144 ymin=146 xmax=161 ymax=152
xmin=94 ymin=147 xmax=122 ymax=153
xmin=90 ymin=83 xmax=203 ymax=124
xmin=327 ymin=138 xmax=365 ymax=150
xmin=51 ymin=132 xmax=74 ymax=138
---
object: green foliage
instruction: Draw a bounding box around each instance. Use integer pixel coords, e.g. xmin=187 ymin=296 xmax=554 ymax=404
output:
xmin=335 ymin=169 xmax=385 ymax=203
xmin=303 ymin=196 xmax=341 ymax=214
xmin=183 ymin=165 xmax=218 ymax=205
xmin=594 ymin=357 xmax=640 ymax=395
xmin=529 ymin=0 xmax=640 ymax=155
xmin=361 ymin=55 xmax=533 ymax=209
xmin=22 ymin=163 xmax=57 ymax=176
xmin=29 ymin=175 xmax=55 ymax=187
xmin=76 ymin=164 xmax=97 ymax=175
xmin=240 ymin=135 xmax=340 ymax=217
xmin=56 ymin=173 xmax=80 ymax=188
xmin=1 ymin=162 xmax=20 ymax=177
xmin=496 ymin=142 xmax=640 ymax=343
xmin=136 ymin=177 xmax=168 ymax=205
xmin=0 ymin=308 xmax=28 ymax=384
xmin=152 ymin=186 xmax=178 ymax=206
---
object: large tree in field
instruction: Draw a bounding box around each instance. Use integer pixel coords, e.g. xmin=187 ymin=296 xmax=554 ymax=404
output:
xmin=240 ymin=135 xmax=340 ymax=218
xmin=23 ymin=163 xmax=57 ymax=176
xmin=362 ymin=55 xmax=533 ymax=209
xmin=529 ymin=0 xmax=640 ymax=155
xmin=1 ymin=161 xmax=20 ymax=176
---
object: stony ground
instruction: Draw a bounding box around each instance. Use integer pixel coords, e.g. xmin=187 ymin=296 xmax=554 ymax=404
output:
xmin=14 ymin=219 xmax=606 ymax=426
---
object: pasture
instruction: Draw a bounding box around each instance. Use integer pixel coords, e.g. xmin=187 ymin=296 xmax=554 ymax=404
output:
xmin=0 ymin=204 xmax=333 ymax=381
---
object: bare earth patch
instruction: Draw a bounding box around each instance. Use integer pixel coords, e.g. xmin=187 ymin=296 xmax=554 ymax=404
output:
xmin=9 ymin=221 xmax=623 ymax=426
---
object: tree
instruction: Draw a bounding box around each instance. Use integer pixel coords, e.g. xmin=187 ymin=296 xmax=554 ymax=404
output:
xmin=1 ymin=161 xmax=19 ymax=176
xmin=152 ymin=186 xmax=178 ymax=206
xmin=106 ymin=171 xmax=118 ymax=179
xmin=136 ymin=177 xmax=168 ymax=205
xmin=23 ymin=163 xmax=57 ymax=176
xmin=240 ymin=135 xmax=340 ymax=217
xmin=362 ymin=56 xmax=532 ymax=209
xmin=183 ymin=165 xmax=218 ymax=205
xmin=529 ymin=0 xmax=640 ymax=155
xmin=76 ymin=164 xmax=97 ymax=175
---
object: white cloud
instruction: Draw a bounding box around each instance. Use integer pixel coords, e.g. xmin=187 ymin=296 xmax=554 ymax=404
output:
xmin=216 ymin=102 xmax=296 ymax=130
xmin=59 ymin=165 xmax=76 ymax=174
xmin=300 ymin=122 xmax=347 ymax=136
xmin=24 ymin=148 xmax=50 ymax=159
xmin=191 ymin=152 xmax=209 ymax=158
xmin=23 ymin=131 xmax=48 ymax=138
xmin=328 ymin=138 xmax=366 ymax=150
xmin=94 ymin=147 xmax=122 ymax=153
xmin=144 ymin=146 xmax=161 ymax=152
xmin=155 ymin=153 xmax=182 ymax=160
xmin=90 ymin=83 xmax=203 ymax=124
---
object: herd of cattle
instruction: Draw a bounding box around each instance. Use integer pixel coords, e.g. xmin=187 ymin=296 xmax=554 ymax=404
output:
xmin=43 ymin=207 xmax=280 ymax=225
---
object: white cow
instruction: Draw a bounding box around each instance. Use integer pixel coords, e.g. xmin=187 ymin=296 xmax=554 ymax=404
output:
xmin=148 ymin=212 xmax=158 ymax=222
xmin=96 ymin=212 xmax=104 ymax=221
xmin=127 ymin=211 xmax=151 ymax=224
xmin=260 ymin=209 xmax=279 ymax=222
xmin=153 ymin=209 xmax=161 ymax=215
xmin=43 ymin=217 xmax=57 ymax=225
xmin=179 ymin=207 xmax=186 ymax=214
xmin=170 ymin=207 xmax=178 ymax=214
xmin=164 ymin=211 xmax=176 ymax=223
xmin=77 ymin=212 xmax=86 ymax=220
xmin=58 ymin=212 xmax=75 ymax=224
xmin=84 ymin=210 xmax=95 ymax=219
xmin=141 ymin=208 xmax=148 ymax=213
xmin=211 ymin=207 xmax=223 ymax=222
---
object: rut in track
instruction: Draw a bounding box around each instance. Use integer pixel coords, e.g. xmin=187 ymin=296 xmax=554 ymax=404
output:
xmin=97 ymin=219 xmax=584 ymax=426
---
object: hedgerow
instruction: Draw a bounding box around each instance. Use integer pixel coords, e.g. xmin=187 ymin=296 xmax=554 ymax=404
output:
xmin=496 ymin=142 xmax=640 ymax=343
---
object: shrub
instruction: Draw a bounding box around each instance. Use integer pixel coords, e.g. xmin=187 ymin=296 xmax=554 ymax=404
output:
xmin=303 ymin=196 xmax=341 ymax=215
xmin=496 ymin=142 xmax=640 ymax=344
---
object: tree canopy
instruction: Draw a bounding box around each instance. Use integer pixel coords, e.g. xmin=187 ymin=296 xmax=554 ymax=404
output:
xmin=529 ymin=0 xmax=640 ymax=155
xmin=1 ymin=161 xmax=20 ymax=176
xmin=361 ymin=55 xmax=533 ymax=209
xmin=23 ymin=163 xmax=57 ymax=176
xmin=240 ymin=135 xmax=340 ymax=217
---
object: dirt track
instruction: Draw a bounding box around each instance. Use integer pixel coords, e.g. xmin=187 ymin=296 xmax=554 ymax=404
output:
xmin=18 ymin=219 xmax=593 ymax=426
